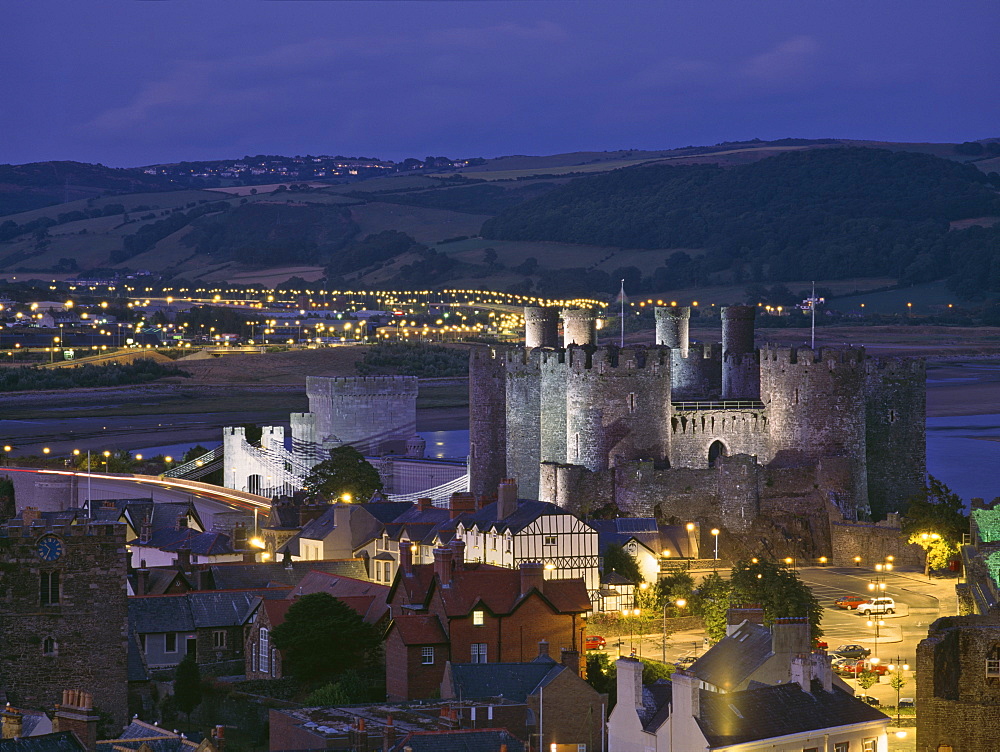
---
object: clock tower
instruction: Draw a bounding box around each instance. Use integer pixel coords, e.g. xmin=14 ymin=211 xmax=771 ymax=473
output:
xmin=0 ymin=516 xmax=129 ymax=728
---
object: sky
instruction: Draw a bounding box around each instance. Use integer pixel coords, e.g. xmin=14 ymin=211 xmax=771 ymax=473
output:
xmin=3 ymin=0 xmax=998 ymax=167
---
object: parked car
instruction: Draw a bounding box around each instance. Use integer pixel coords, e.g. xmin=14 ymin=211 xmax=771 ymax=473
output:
xmin=675 ymin=656 xmax=697 ymax=669
xmin=585 ymin=635 xmax=606 ymax=650
xmin=858 ymin=694 xmax=881 ymax=706
xmin=857 ymin=597 xmax=896 ymax=617
xmin=833 ymin=644 xmax=872 ymax=660
xmin=835 ymin=596 xmax=867 ymax=610
xmin=835 ymin=660 xmax=889 ymax=677
xmin=899 ymin=698 xmax=914 ymax=708
xmin=814 ymin=639 xmax=828 ymax=649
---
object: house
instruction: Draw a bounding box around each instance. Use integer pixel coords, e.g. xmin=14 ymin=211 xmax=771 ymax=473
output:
xmin=198 ymin=557 xmax=368 ymax=590
xmin=0 ymin=706 xmax=53 ymax=738
xmin=129 ymin=589 xmax=274 ymax=671
xmin=279 ymin=502 xmax=387 ymax=563
xmin=591 ymin=518 xmax=699 ymax=584
xmin=0 ymin=733 xmax=85 ymax=752
xmin=608 ymin=655 xmax=889 ymax=751
xmin=385 ymin=540 xmax=591 ymax=700
xmin=441 ymin=641 xmax=606 ymax=750
xmin=85 ymin=498 xmax=204 ymax=540
xmin=596 ymin=571 xmax=637 ymax=613
xmin=243 ymin=572 xmax=390 ymax=680
xmin=128 ymin=525 xmax=246 ymax=569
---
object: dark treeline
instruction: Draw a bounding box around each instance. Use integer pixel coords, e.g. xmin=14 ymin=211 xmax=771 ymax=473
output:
xmin=483 ymin=148 xmax=1000 ymax=298
xmin=355 ymin=343 xmax=469 ymax=378
xmin=0 ymin=359 xmax=190 ymax=392
xmin=359 ymin=181 xmax=559 ymax=216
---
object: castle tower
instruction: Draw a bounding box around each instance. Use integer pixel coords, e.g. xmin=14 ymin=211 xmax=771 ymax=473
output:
xmin=864 ymin=357 xmax=926 ymax=518
xmin=654 ymin=306 xmax=689 ymax=355
xmin=0 ymin=520 xmax=129 ymax=728
xmin=564 ymin=347 xmax=672 ymax=473
xmin=306 ymin=375 xmax=418 ymax=454
xmin=539 ymin=349 xmax=569 ymax=464
xmin=760 ymin=346 xmax=869 ymax=517
xmin=561 ymin=308 xmax=597 ymax=347
xmin=524 ymin=306 xmax=560 ymax=349
xmin=469 ymin=347 xmax=508 ymax=497
xmin=505 ymin=349 xmax=543 ymax=496
xmin=721 ymin=305 xmax=759 ymax=400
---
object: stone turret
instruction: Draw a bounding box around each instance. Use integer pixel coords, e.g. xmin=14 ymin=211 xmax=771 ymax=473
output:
xmin=655 ymin=306 xmax=690 ymax=354
xmin=524 ymin=306 xmax=560 ymax=349
xmin=721 ymin=305 xmax=759 ymax=400
xmin=561 ymin=308 xmax=597 ymax=347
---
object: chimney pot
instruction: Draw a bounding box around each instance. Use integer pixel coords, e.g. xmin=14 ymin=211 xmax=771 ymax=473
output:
xmin=449 ymin=539 xmax=466 ymax=570
xmin=497 ymin=479 xmax=518 ymax=519
xmin=537 ymin=639 xmax=549 ymax=658
xmin=433 ymin=547 xmax=454 ymax=587
xmin=519 ymin=561 xmax=544 ymax=597
xmin=417 ymin=497 xmax=433 ymax=512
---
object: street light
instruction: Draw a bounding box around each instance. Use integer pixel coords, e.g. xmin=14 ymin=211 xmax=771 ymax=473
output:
xmin=887 ymin=657 xmax=910 ymax=724
xmin=621 ymin=608 xmax=641 ymax=657
xmin=866 ymin=619 xmax=885 ymax=661
xmin=711 ymin=528 xmax=720 ymax=561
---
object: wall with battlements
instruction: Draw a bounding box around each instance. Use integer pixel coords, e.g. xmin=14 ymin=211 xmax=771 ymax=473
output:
xmin=669 ymin=405 xmax=768 ymax=469
xmin=307 ymin=375 xmax=418 ymax=453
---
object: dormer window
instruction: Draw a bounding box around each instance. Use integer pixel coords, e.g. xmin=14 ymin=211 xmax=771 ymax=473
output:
xmin=473 ymin=610 xmax=485 ymax=626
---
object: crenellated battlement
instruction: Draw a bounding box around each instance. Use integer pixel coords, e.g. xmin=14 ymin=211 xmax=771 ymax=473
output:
xmin=675 ymin=342 xmax=722 ymax=361
xmin=865 ymin=356 xmax=925 ymax=376
xmin=1 ymin=519 xmax=125 ymax=540
xmin=761 ymin=345 xmax=866 ymax=366
xmin=306 ymin=374 xmax=419 ymax=397
xmin=565 ymin=345 xmax=670 ymax=374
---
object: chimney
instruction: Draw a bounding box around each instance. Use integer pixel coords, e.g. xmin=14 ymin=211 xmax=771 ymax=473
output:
xmin=671 ymin=670 xmax=700 ymax=721
xmin=1 ymin=704 xmax=23 ymax=740
xmin=497 ymin=479 xmax=518 ymax=520
xmin=139 ymin=516 xmax=152 ymax=544
xmin=195 ymin=565 xmax=211 ymax=591
xmin=22 ymin=507 xmax=41 ymax=525
xmin=433 ymin=547 xmax=454 ymax=587
xmin=54 ymin=689 xmax=99 ymax=751
xmin=417 ymin=497 xmax=433 ymax=512
xmin=298 ymin=504 xmax=326 ymax=527
xmin=211 ymin=725 xmax=226 ymax=752
xmin=537 ymin=639 xmax=550 ymax=659
xmin=399 ymin=539 xmax=414 ymax=576
xmin=232 ymin=523 xmax=248 ymax=549
xmin=615 ymin=657 xmax=644 ymax=713
xmin=519 ymin=561 xmax=544 ymax=597
xmin=176 ymin=547 xmax=192 ymax=572
xmin=136 ymin=568 xmax=150 ymax=596
xmin=790 ymin=651 xmax=833 ymax=693
xmin=449 ymin=539 xmax=466 ymax=570
xmin=772 ymin=617 xmax=811 ymax=656
xmin=382 ymin=714 xmax=396 ymax=752
xmin=560 ymin=648 xmax=581 ymax=676
xmin=725 ymin=604 xmax=765 ymax=636
xmin=449 ymin=492 xmax=476 ymax=520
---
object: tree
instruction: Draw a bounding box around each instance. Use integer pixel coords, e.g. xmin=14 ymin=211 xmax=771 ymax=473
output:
xmin=903 ymin=475 xmax=969 ymax=545
xmin=690 ymin=571 xmax=732 ymax=642
xmin=603 ymin=544 xmax=642 ymax=584
xmin=173 ymin=654 xmax=202 ymax=721
xmin=728 ymin=559 xmax=823 ymax=640
xmin=302 ymin=446 xmax=384 ymax=502
xmin=0 ymin=477 xmax=14 ymax=524
xmin=271 ymin=592 xmax=380 ymax=683
xmin=856 ymin=670 xmax=879 ymax=692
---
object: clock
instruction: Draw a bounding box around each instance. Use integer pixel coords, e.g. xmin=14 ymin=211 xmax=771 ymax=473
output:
xmin=36 ymin=535 xmax=64 ymax=562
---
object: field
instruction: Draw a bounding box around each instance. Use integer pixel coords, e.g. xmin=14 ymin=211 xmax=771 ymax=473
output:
xmin=349 ymin=201 xmax=490 ymax=244
xmin=826 ymin=281 xmax=963 ymax=315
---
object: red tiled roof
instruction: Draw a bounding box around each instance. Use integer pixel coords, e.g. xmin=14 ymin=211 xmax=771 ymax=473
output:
xmin=396 ymin=563 xmax=590 ymax=617
xmin=263 ymin=599 xmax=294 ymax=627
xmin=391 ymin=614 xmax=449 ymax=646
xmin=287 ymin=570 xmax=390 ymax=624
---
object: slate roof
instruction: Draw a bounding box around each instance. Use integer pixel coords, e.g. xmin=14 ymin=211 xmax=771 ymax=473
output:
xmin=129 ymin=568 xmax=192 ymax=596
xmin=279 ymin=504 xmax=383 ymax=556
xmin=86 ymin=499 xmax=203 ymax=533
xmin=590 ymin=519 xmax=693 ymax=558
xmin=390 ymin=728 xmax=524 ymax=752
xmin=0 ymin=732 xmax=86 ymax=752
xmin=393 ymin=562 xmax=591 ymax=617
xmin=448 ymin=659 xmax=561 ymax=702
xmin=98 ymin=719 xmax=203 ymax=752
xmin=287 ymin=571 xmax=390 ymax=624
xmin=697 ymin=680 xmax=889 ymax=747
xmin=640 ymin=680 xmax=673 ymax=732
xmin=130 ymin=589 xmax=274 ymax=633
xmin=128 ymin=629 xmax=151 ymax=682
xmin=129 ymin=528 xmax=236 ymax=557
xmin=688 ymin=621 xmax=774 ymax=691
xmin=461 ymin=499 xmax=574 ymax=536
xmin=206 ymin=558 xmax=366 ymax=590
xmin=363 ymin=501 xmax=415 ymax=524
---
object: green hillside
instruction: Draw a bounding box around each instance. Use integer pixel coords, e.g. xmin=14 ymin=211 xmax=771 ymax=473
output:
xmin=482 ymin=148 xmax=1000 ymax=297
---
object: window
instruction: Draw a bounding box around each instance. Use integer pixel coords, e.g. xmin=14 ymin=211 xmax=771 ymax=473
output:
xmin=834 ymin=743 xmax=850 ymax=752
xmin=863 ymin=740 xmax=877 ymax=752
xmin=544 ymin=536 xmax=556 ymax=546
xmin=251 ymin=641 xmax=257 ymax=673
xmin=987 ymin=658 xmax=1000 ymax=677
xmin=260 ymin=628 xmax=270 ymax=673
xmin=421 ymin=647 xmax=435 ymax=665
xmin=42 ymin=637 xmax=58 ymax=656
xmin=803 ymin=748 xmax=819 ymax=752
xmin=578 ymin=746 xmax=587 ymax=752
xmin=471 ymin=643 xmax=488 ymax=663
xmin=473 ymin=610 xmax=485 ymax=626
xmin=139 ymin=634 xmax=147 ymax=653
xmin=165 ymin=633 xmax=177 ymax=653
xmin=40 ymin=571 xmax=60 ymax=605
xmin=213 ymin=630 xmax=227 ymax=649
xmin=628 ymin=393 xmax=636 ymax=414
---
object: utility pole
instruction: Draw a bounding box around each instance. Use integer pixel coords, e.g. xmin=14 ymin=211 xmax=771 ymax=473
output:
xmin=619 ymin=279 xmax=626 ymax=348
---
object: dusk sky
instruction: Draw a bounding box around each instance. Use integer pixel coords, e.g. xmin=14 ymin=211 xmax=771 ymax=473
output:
xmin=3 ymin=1 xmax=998 ymax=167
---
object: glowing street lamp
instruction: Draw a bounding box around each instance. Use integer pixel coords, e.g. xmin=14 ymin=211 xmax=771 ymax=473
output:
xmin=711 ymin=529 xmax=720 ymax=561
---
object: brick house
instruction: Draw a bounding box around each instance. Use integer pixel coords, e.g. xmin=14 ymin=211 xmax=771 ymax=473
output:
xmin=384 ymin=539 xmax=591 ymax=700
xmin=441 ymin=641 xmax=607 ymax=750
xmin=244 ymin=571 xmax=391 ymax=680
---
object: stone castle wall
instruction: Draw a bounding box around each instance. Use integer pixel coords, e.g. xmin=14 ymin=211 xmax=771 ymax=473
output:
xmin=0 ymin=521 xmax=129 ymax=727
xmin=306 ymin=375 xmax=418 ymax=453
xmin=469 ymin=347 xmax=508 ymax=497
xmin=669 ymin=406 xmax=768 ymax=469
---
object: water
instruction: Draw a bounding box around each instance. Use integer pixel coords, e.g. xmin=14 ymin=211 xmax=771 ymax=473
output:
xmin=926 ymin=414 xmax=1000 ymax=504
xmin=135 ymin=441 xmax=220 ymax=461
xmin=419 ymin=429 xmax=469 ymax=460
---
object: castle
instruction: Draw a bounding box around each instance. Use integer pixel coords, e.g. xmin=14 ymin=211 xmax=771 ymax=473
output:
xmin=470 ymin=305 xmax=925 ymax=558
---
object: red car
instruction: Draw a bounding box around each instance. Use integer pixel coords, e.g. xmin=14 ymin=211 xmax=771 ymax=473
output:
xmin=585 ymin=635 xmax=606 ymax=650
xmin=835 ymin=661 xmax=888 ymax=677
xmin=835 ymin=596 xmax=867 ymax=610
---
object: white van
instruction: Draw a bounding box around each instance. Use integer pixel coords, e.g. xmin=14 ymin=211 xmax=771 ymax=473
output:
xmin=858 ymin=597 xmax=896 ymax=616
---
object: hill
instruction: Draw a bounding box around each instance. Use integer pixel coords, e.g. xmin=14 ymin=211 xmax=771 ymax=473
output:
xmin=0 ymin=161 xmax=185 ymax=216
xmin=481 ymin=147 xmax=1000 ymax=297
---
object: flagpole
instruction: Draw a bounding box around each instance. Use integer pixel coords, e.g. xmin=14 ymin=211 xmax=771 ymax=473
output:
xmin=811 ymin=281 xmax=816 ymax=350
xmin=620 ymin=279 xmax=625 ymax=348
